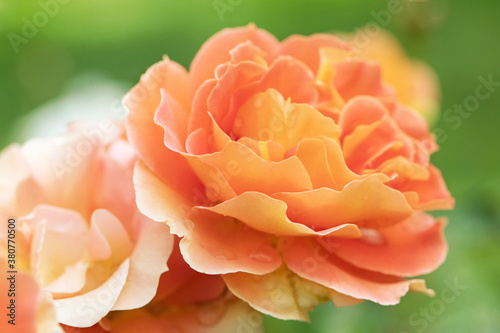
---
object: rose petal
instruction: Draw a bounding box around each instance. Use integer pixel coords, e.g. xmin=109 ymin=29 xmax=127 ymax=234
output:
xmin=201 ymin=191 xmax=361 ymax=237
xmin=27 ymin=205 xmax=88 ymax=288
xmin=109 ymin=297 xmax=263 ymax=333
xmin=125 ymin=58 xmax=202 ymax=199
xmin=279 ymin=33 xmax=351 ymax=75
xmin=154 ymin=88 xmax=189 ymax=152
xmin=179 ymin=211 xmax=282 ymax=275
xmin=54 ymin=259 xmax=130 ymax=327
xmin=233 ymin=89 xmax=339 ymax=151
xmin=20 ymin=134 xmax=100 ymax=217
xmin=223 ymin=266 xmax=310 ymax=321
xmin=334 ymin=60 xmax=390 ymax=102
xmin=190 ymin=23 xmax=279 ymax=94
xmin=195 ymin=141 xmax=313 ymax=196
xmin=0 ymin=144 xmax=43 ymax=220
xmin=112 ymin=215 xmax=173 ymax=310
xmin=273 ymin=174 xmax=413 ymax=230
xmin=324 ymin=212 xmax=448 ymax=277
xmin=133 ymin=161 xmax=195 ymax=225
xmin=391 ymin=165 xmax=455 ymax=210
xmin=283 ymin=238 xmax=429 ymax=305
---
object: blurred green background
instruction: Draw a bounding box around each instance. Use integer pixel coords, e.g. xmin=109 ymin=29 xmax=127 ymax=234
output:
xmin=1 ymin=0 xmax=499 ymax=332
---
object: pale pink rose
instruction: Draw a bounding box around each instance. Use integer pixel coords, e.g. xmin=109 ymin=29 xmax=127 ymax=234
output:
xmin=61 ymin=237 xmax=263 ymax=333
xmin=0 ymin=122 xmax=173 ymax=329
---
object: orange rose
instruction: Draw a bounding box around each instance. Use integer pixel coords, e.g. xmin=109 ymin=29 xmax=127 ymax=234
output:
xmin=61 ymin=237 xmax=263 ymax=333
xmin=0 ymin=122 xmax=173 ymax=329
xmin=127 ymin=24 xmax=454 ymax=321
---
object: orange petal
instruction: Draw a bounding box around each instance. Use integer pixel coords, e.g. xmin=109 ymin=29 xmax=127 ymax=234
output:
xmin=186 ymin=128 xmax=211 ymax=155
xmin=334 ymin=60 xmax=390 ymax=102
xmin=366 ymin=156 xmax=430 ymax=181
xmin=320 ymin=136 xmax=365 ymax=189
xmin=279 ymin=33 xmax=351 ymax=75
xmin=273 ymin=174 xmax=413 ymax=230
xmin=133 ymin=161 xmax=199 ymax=224
xmin=207 ymin=61 xmax=267 ymax=132
xmin=125 ymin=58 xmax=202 ymax=199
xmin=188 ymin=79 xmax=219 ymax=136
xmin=154 ymin=237 xmax=226 ymax=307
xmin=255 ymin=56 xmax=319 ymax=105
xmin=339 ymin=98 xmax=418 ymax=173
xmin=391 ymin=165 xmax=455 ymax=210
xmin=182 ymin=153 xmax=236 ymax=202
xmin=195 ymin=141 xmax=313 ymax=196
xmin=323 ymin=212 xmax=448 ymax=277
xmin=215 ymin=41 xmax=269 ymax=78
xmin=339 ymin=96 xmax=388 ymax=140
xmin=201 ymin=192 xmax=361 ymax=238
xmin=283 ymin=238 xmax=428 ymax=305
xmin=223 ymin=267 xmax=310 ymax=321
xmin=236 ymin=137 xmax=285 ymax=162
xmin=233 ymin=89 xmax=339 ymax=151
xmin=295 ymin=139 xmax=336 ymax=189
xmin=190 ymin=23 xmax=279 ymax=95
xmin=179 ymin=211 xmax=282 ymax=275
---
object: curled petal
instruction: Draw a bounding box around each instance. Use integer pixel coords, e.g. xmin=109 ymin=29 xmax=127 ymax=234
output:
xmin=194 ymin=141 xmax=313 ymax=196
xmin=234 ymin=89 xmax=339 ymax=151
xmin=112 ymin=216 xmax=173 ymax=310
xmin=273 ymin=174 xmax=413 ymax=230
xmin=54 ymin=259 xmax=130 ymax=327
xmin=190 ymin=23 xmax=279 ymax=94
xmin=323 ymin=212 xmax=448 ymax=277
xmin=201 ymin=192 xmax=361 ymax=238
xmin=179 ymin=211 xmax=282 ymax=275
xmin=154 ymin=89 xmax=189 ymax=152
xmin=283 ymin=238 xmax=431 ymax=305
xmin=125 ymin=58 xmax=202 ymax=199
xmin=133 ymin=161 xmax=195 ymax=225
xmin=279 ymin=33 xmax=351 ymax=75
xmin=391 ymin=165 xmax=455 ymax=210
xmin=223 ymin=267 xmax=310 ymax=321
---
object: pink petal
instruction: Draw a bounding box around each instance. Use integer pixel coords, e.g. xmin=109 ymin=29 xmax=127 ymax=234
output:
xmin=112 ymin=215 xmax=173 ymax=310
xmin=54 ymin=259 xmax=130 ymax=327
